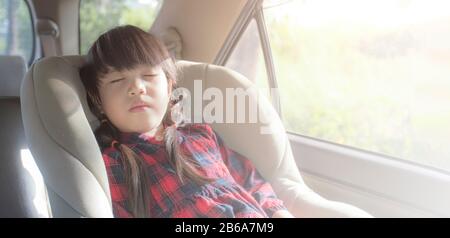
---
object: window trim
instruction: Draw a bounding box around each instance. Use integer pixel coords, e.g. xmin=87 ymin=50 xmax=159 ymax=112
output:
xmin=214 ymin=0 xmax=260 ymax=65
xmin=254 ymin=8 xmax=281 ymax=117
xmin=289 ymin=132 xmax=450 ymax=217
xmin=214 ymin=0 xmax=282 ymax=116
xmin=289 ymin=130 xmax=450 ymax=176
xmin=24 ymin=0 xmax=37 ymax=66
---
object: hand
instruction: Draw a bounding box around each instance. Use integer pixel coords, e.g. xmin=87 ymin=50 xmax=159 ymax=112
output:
xmin=272 ymin=210 xmax=295 ymax=218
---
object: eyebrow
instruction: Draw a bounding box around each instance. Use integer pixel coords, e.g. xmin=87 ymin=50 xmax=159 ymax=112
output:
xmin=142 ymin=68 xmax=159 ymax=73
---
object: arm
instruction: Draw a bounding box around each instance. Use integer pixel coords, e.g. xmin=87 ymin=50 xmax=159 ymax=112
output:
xmin=278 ymin=181 xmax=373 ymax=218
xmin=272 ymin=210 xmax=295 ymax=218
xmin=211 ymin=129 xmax=293 ymax=217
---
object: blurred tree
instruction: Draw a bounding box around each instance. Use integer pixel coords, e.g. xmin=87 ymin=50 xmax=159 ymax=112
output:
xmin=80 ymin=0 xmax=160 ymax=54
xmin=1 ymin=0 xmax=33 ymax=61
xmin=6 ymin=0 xmax=18 ymax=55
xmin=0 ymin=0 xmax=5 ymax=52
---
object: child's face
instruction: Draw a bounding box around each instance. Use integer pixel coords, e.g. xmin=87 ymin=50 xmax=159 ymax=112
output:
xmin=98 ymin=64 xmax=172 ymax=134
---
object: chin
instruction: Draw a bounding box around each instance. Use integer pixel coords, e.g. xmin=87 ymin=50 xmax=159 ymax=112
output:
xmin=120 ymin=113 xmax=164 ymax=133
xmin=137 ymin=119 xmax=163 ymax=132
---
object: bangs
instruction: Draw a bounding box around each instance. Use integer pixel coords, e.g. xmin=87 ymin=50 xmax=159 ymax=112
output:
xmin=88 ymin=25 xmax=172 ymax=77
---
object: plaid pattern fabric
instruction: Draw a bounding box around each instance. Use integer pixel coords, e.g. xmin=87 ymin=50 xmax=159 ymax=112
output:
xmin=101 ymin=123 xmax=287 ymax=218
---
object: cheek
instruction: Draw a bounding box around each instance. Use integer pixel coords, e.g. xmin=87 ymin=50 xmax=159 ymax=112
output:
xmin=99 ymin=88 xmax=124 ymax=117
xmin=151 ymin=78 xmax=171 ymax=104
xmin=148 ymin=89 xmax=169 ymax=115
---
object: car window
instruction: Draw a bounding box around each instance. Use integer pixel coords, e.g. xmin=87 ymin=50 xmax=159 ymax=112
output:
xmin=263 ymin=0 xmax=450 ymax=171
xmin=79 ymin=0 xmax=163 ymax=54
xmin=225 ymin=19 xmax=271 ymax=100
xmin=0 ymin=0 xmax=35 ymax=64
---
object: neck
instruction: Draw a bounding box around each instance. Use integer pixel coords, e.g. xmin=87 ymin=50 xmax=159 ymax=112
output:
xmin=143 ymin=124 xmax=165 ymax=141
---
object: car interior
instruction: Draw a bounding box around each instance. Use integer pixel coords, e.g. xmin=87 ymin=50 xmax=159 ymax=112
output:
xmin=2 ymin=0 xmax=450 ymax=218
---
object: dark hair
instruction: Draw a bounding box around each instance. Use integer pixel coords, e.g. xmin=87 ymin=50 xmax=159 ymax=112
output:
xmin=79 ymin=25 xmax=212 ymax=217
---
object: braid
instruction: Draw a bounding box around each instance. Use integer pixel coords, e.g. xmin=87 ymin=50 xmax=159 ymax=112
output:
xmin=94 ymin=119 xmax=152 ymax=218
xmin=163 ymin=93 xmax=214 ymax=185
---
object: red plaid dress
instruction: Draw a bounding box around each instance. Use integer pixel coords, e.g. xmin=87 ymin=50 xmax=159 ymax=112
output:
xmin=101 ymin=123 xmax=287 ymax=218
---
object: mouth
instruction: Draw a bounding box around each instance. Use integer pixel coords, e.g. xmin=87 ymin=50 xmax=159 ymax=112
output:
xmin=129 ymin=102 xmax=151 ymax=112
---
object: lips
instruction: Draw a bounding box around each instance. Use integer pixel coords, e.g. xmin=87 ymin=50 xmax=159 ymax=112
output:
xmin=129 ymin=101 xmax=151 ymax=112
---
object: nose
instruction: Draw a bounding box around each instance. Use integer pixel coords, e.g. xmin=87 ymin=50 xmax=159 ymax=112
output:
xmin=128 ymin=77 xmax=146 ymax=96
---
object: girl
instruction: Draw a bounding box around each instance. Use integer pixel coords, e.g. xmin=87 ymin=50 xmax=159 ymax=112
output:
xmin=80 ymin=25 xmax=294 ymax=218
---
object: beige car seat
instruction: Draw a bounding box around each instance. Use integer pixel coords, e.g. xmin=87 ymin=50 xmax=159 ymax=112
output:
xmin=21 ymin=56 xmax=371 ymax=217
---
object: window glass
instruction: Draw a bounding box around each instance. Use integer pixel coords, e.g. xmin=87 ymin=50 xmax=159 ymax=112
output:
xmin=264 ymin=0 xmax=450 ymax=171
xmin=226 ymin=19 xmax=271 ymax=100
xmin=0 ymin=0 xmax=34 ymax=62
xmin=80 ymin=0 xmax=163 ymax=54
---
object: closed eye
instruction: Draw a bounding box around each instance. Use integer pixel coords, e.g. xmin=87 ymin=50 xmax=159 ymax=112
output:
xmin=110 ymin=78 xmax=125 ymax=84
xmin=143 ymin=74 xmax=158 ymax=81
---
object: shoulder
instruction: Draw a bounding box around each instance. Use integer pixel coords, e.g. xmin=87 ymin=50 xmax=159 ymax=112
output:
xmin=176 ymin=123 xmax=226 ymax=150
xmin=100 ymin=146 xmax=122 ymax=165
xmin=177 ymin=123 xmax=216 ymax=140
